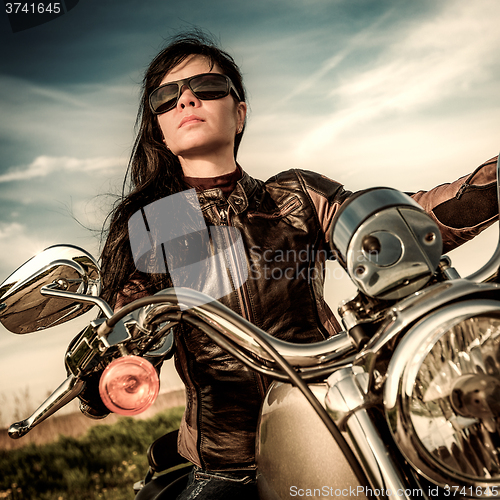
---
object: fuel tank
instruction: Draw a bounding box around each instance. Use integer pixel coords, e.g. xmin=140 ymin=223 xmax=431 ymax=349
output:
xmin=256 ymin=381 xmax=367 ymax=500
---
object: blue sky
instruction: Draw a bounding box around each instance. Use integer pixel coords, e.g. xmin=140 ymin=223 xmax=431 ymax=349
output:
xmin=0 ymin=0 xmax=499 ymax=426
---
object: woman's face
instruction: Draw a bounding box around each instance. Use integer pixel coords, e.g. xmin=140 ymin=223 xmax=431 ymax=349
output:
xmin=156 ymin=55 xmax=246 ymax=167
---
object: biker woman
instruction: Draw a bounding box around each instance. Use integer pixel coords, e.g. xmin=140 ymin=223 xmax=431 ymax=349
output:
xmin=92 ymin=32 xmax=498 ymax=500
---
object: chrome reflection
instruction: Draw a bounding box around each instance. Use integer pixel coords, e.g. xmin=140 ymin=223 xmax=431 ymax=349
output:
xmin=0 ymin=245 xmax=101 ymax=334
xmin=330 ymin=188 xmax=442 ymax=300
xmin=385 ymin=299 xmax=500 ymax=489
xmin=412 ymin=315 xmax=500 ymax=477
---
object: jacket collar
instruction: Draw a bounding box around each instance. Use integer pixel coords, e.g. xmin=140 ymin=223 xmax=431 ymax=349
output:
xmin=196 ymin=169 xmax=259 ymax=215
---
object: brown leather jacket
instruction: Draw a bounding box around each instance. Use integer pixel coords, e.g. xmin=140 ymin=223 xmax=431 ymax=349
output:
xmin=116 ymin=157 xmax=498 ymax=471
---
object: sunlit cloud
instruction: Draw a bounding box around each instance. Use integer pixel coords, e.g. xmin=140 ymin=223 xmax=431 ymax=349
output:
xmin=0 ymin=222 xmax=24 ymax=239
xmin=276 ymin=9 xmax=395 ymax=107
xmin=0 ymin=156 xmax=123 ymax=183
xmin=0 ymin=222 xmax=56 ymax=279
xmin=0 ymin=75 xmax=89 ymax=112
xmin=0 ymin=75 xmax=136 ymax=165
xmin=294 ymin=0 xmax=500 ymax=160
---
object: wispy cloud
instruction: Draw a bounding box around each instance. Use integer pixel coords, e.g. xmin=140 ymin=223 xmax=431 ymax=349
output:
xmin=294 ymin=0 xmax=500 ymax=159
xmin=0 ymin=75 xmax=136 ymax=168
xmin=0 ymin=222 xmax=24 ymax=239
xmin=276 ymin=8 xmax=396 ymax=107
xmin=0 ymin=76 xmax=88 ymax=111
xmin=0 ymin=221 xmax=56 ymax=279
xmin=0 ymin=156 xmax=124 ymax=183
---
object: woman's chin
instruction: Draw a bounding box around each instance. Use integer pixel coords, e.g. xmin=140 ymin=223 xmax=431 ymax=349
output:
xmin=176 ymin=141 xmax=234 ymax=162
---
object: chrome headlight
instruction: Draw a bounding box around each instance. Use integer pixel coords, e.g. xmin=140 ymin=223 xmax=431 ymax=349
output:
xmin=385 ymin=299 xmax=500 ymax=491
xmin=330 ymin=188 xmax=442 ymax=300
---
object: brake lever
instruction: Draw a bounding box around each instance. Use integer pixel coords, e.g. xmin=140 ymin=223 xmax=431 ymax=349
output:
xmin=8 ymin=374 xmax=85 ymax=439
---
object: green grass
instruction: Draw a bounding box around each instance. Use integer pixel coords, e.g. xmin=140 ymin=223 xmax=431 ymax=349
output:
xmin=0 ymin=406 xmax=184 ymax=500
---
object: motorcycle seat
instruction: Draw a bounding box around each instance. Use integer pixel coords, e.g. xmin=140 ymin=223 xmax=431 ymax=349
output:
xmin=134 ymin=429 xmax=193 ymax=499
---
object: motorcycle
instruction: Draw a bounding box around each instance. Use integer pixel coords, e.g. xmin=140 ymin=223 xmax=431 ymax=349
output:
xmin=2 ymin=157 xmax=500 ymax=500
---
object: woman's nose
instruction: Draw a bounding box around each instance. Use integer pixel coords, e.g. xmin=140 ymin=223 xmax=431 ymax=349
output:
xmin=177 ymin=84 xmax=200 ymax=109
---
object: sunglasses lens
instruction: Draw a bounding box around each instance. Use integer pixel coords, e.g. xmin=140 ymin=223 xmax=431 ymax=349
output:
xmin=191 ymin=74 xmax=229 ymax=100
xmin=150 ymin=74 xmax=234 ymax=114
xmin=151 ymin=84 xmax=178 ymax=114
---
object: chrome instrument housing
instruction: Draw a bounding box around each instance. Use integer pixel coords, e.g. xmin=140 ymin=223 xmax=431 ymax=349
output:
xmin=330 ymin=188 xmax=442 ymax=300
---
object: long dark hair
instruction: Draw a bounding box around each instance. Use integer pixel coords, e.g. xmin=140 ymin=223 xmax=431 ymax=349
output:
xmin=100 ymin=32 xmax=247 ymax=307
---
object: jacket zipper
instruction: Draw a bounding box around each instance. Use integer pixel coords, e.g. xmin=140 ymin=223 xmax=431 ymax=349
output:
xmin=218 ymin=206 xmax=228 ymax=225
xmin=216 ymin=205 xmax=265 ymax=400
xmin=215 ymin=205 xmax=254 ymax=324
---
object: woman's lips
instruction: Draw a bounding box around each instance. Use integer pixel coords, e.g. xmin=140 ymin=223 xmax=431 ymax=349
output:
xmin=179 ymin=115 xmax=204 ymax=128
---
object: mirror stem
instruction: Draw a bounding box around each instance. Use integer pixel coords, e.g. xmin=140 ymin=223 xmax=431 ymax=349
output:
xmin=41 ymin=284 xmax=114 ymax=318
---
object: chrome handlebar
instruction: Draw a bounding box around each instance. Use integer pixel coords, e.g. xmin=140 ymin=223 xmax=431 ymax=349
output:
xmin=134 ymin=288 xmax=356 ymax=368
xmin=8 ymin=288 xmax=357 ymax=438
xmin=9 ymin=153 xmax=500 ymax=438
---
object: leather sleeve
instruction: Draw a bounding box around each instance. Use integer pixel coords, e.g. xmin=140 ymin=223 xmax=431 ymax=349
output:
xmin=297 ymin=157 xmax=498 ymax=254
xmin=411 ymin=156 xmax=498 ymax=253
xmin=294 ymin=169 xmax=352 ymax=243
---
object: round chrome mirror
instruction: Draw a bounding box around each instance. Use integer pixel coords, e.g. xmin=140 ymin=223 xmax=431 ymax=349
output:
xmin=0 ymin=245 xmax=101 ymax=334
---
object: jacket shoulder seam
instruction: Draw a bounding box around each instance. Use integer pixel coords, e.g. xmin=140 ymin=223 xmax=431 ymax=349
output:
xmin=293 ymin=169 xmax=323 ymax=229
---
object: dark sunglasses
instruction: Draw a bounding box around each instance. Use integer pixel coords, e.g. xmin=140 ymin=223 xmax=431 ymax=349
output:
xmin=149 ymin=73 xmax=242 ymax=115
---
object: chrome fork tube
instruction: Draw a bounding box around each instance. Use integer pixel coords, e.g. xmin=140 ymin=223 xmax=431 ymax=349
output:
xmin=326 ymin=367 xmax=428 ymax=500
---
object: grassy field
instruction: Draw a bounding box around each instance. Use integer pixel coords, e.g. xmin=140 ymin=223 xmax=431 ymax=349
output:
xmin=0 ymin=402 xmax=184 ymax=500
xmin=0 ymin=390 xmax=185 ymax=451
